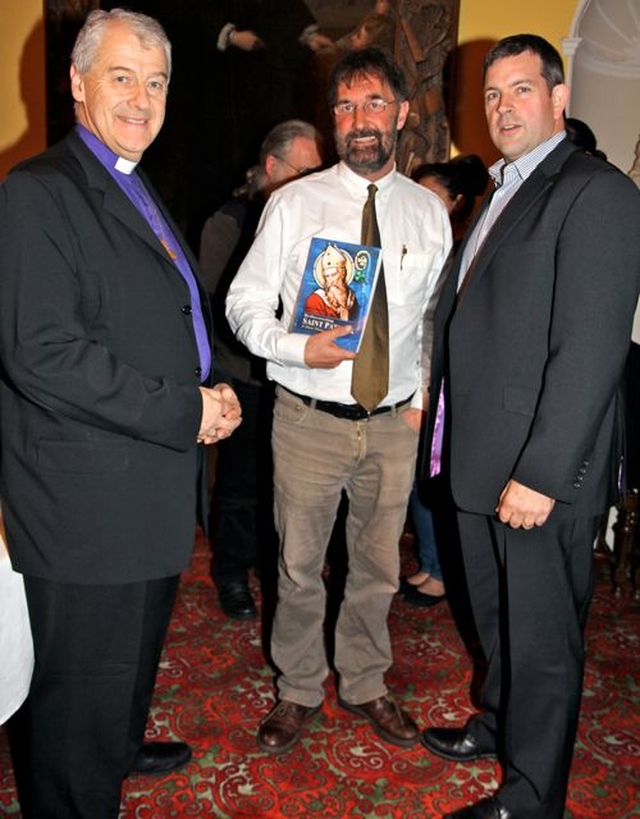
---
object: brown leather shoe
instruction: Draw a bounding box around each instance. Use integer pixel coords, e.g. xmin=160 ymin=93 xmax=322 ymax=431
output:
xmin=338 ymin=695 xmax=420 ymax=747
xmin=257 ymin=700 xmax=322 ymax=755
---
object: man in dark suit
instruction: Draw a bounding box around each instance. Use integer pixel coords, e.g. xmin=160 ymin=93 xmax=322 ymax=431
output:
xmin=419 ymin=35 xmax=640 ymax=819
xmin=0 ymin=9 xmax=241 ymax=818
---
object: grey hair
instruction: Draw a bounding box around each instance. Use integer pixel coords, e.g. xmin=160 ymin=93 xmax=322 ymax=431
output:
xmin=259 ymin=119 xmax=322 ymax=168
xmin=71 ymin=8 xmax=172 ymax=80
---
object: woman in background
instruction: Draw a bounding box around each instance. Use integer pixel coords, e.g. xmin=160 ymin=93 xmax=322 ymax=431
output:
xmin=401 ymin=154 xmax=489 ymax=606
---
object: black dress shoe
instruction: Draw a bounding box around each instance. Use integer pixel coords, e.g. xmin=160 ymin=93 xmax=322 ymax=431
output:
xmin=403 ymin=586 xmax=446 ymax=608
xmin=422 ymin=726 xmax=496 ymax=762
xmin=219 ymin=581 xmax=257 ymax=620
xmin=397 ymin=576 xmax=412 ymax=595
xmin=129 ymin=741 xmax=192 ymax=776
xmin=444 ymin=796 xmax=513 ymax=818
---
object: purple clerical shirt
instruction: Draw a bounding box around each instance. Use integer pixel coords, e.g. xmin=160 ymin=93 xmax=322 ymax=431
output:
xmin=76 ymin=125 xmax=211 ymax=382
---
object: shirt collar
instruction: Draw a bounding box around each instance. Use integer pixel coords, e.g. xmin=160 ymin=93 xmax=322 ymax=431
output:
xmin=75 ymin=124 xmax=139 ymax=176
xmin=336 ymin=160 xmax=397 ymax=196
xmin=489 ymin=130 xmax=567 ymax=187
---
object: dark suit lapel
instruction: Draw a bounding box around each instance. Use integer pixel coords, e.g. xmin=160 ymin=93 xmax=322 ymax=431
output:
xmin=442 ymin=186 xmax=494 ymax=307
xmin=67 ymin=132 xmax=178 ymax=265
xmin=66 ymin=131 xmax=212 ymax=338
xmin=104 ymin=184 xmax=167 ymax=258
xmin=137 ymin=166 xmax=213 ymax=335
xmin=457 ymin=139 xmax=578 ymax=302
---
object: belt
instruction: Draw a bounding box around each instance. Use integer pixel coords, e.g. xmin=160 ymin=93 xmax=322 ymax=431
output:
xmin=286 ymin=389 xmax=412 ymax=421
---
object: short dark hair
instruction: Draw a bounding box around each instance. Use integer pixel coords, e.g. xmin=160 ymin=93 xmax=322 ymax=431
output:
xmin=483 ymin=34 xmax=565 ymax=91
xmin=328 ymin=47 xmax=408 ymax=107
xmin=564 ymin=117 xmax=597 ymax=154
xmin=412 ymin=154 xmax=489 ymax=223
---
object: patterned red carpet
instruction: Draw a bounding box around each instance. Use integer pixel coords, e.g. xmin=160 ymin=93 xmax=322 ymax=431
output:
xmin=1 ymin=531 xmax=638 ymax=818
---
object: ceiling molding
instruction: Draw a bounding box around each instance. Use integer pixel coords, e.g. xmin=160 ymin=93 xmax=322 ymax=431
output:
xmin=569 ymin=0 xmax=640 ymax=78
xmin=575 ymin=45 xmax=640 ymax=79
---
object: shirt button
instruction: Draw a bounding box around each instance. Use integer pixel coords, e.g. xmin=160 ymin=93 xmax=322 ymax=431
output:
xmin=195 ymin=367 xmax=202 ymax=378
xmin=182 ymin=305 xmax=192 ymax=315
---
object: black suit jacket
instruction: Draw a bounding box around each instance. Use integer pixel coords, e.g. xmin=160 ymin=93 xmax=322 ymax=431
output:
xmin=0 ymin=132 xmax=211 ymax=584
xmin=421 ymin=140 xmax=640 ymax=517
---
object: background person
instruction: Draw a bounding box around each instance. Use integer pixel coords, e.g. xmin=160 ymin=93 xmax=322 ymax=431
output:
xmin=0 ymin=505 xmax=33 ymax=727
xmin=564 ymin=116 xmax=608 ymax=160
xmin=412 ymin=154 xmax=490 ymax=243
xmin=401 ymin=154 xmax=489 ymax=608
xmin=200 ymin=119 xmax=323 ymax=620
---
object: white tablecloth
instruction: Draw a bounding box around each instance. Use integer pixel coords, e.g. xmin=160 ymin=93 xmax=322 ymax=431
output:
xmin=0 ymin=511 xmax=34 ymax=725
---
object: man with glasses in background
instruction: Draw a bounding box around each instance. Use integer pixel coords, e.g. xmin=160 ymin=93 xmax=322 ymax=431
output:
xmin=200 ymin=119 xmax=323 ymax=620
xmin=226 ymin=47 xmax=451 ymax=754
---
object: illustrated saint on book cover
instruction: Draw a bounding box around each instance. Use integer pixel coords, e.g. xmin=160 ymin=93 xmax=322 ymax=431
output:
xmin=291 ymin=237 xmax=382 ymax=353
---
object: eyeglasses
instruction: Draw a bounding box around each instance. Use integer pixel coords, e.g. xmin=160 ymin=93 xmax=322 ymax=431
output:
xmin=333 ymin=98 xmax=399 ymax=117
xmin=275 ymin=157 xmax=321 ymax=177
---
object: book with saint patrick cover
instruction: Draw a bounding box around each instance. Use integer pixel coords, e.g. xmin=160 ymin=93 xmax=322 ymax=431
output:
xmin=290 ymin=236 xmax=382 ymax=353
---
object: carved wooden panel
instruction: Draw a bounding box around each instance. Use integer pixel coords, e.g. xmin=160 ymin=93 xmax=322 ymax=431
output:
xmin=389 ymin=0 xmax=460 ymax=173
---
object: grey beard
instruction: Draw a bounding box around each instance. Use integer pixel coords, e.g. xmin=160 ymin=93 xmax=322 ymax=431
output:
xmin=339 ymin=127 xmax=396 ymax=174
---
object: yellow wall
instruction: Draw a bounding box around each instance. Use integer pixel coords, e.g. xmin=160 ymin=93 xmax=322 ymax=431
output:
xmin=459 ymin=2 xmax=575 ymax=51
xmin=0 ymin=1 xmax=579 ymax=177
xmin=0 ymin=1 xmax=46 ymax=179
xmin=453 ymin=1 xmax=577 ymax=164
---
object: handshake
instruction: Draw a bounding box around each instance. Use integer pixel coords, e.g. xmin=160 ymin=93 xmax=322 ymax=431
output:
xmin=197 ymin=383 xmax=242 ymax=445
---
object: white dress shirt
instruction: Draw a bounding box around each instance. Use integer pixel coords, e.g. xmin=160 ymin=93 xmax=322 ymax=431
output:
xmin=226 ymin=161 xmax=452 ymax=408
xmin=458 ymin=130 xmax=567 ymax=291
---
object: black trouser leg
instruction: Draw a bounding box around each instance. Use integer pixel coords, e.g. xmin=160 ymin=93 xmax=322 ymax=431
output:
xmin=9 ymin=575 xmax=178 ymax=819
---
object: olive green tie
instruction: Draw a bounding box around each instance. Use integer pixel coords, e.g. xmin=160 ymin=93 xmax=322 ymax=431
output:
xmin=351 ymin=184 xmax=389 ymax=411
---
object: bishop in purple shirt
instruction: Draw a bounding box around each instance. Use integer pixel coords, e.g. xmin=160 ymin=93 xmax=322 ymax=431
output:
xmin=0 ymin=9 xmax=242 ymax=818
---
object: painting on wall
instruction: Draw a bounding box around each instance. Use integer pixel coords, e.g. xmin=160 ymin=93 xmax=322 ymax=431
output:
xmin=45 ymin=0 xmax=459 ymax=170
xmin=305 ymin=0 xmax=375 ymax=37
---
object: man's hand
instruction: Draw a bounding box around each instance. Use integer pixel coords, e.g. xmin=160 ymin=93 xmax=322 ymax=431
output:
xmin=306 ymin=32 xmax=335 ymax=52
xmin=198 ymin=383 xmax=242 ymax=445
xmin=229 ymin=29 xmax=265 ymax=51
xmin=496 ymin=479 xmax=555 ymax=529
xmin=304 ymin=326 xmax=357 ymax=369
xmin=400 ymin=407 xmax=424 ymax=432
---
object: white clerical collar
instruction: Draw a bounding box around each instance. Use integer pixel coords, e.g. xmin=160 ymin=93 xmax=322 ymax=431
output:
xmin=115 ymin=156 xmax=138 ymax=175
